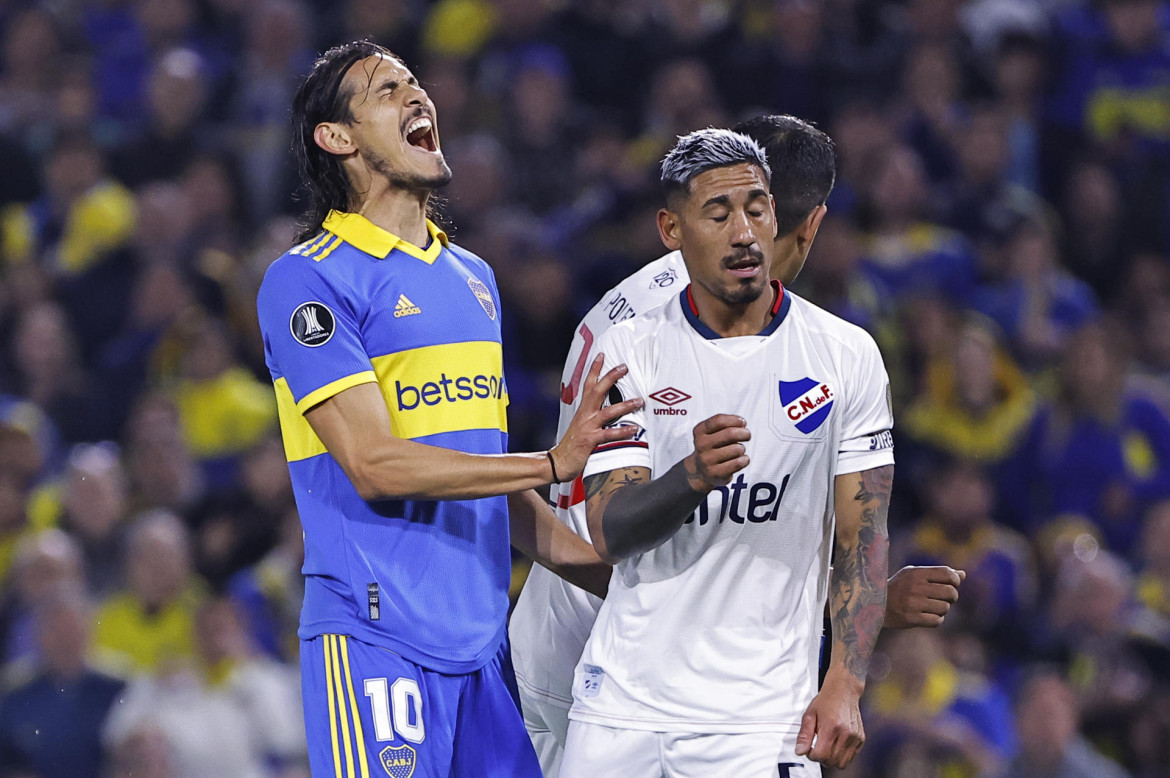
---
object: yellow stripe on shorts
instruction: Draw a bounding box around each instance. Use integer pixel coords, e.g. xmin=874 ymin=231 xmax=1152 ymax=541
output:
xmin=340 ymin=636 xmax=371 ymax=778
xmin=324 ymin=635 xmax=344 ymax=778
xmin=329 ymin=636 xmax=357 ymax=778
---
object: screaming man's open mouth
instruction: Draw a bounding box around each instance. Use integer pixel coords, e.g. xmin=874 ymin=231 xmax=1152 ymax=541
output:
xmin=405 ymin=116 xmax=438 ymax=153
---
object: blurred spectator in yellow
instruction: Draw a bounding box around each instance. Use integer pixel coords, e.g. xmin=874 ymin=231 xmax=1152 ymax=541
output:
xmin=997 ymin=669 xmax=1130 ymax=778
xmin=92 ymin=510 xmax=206 ymax=675
xmin=171 ymin=319 xmax=276 ymax=486
xmin=0 ymin=133 xmax=135 ymax=279
xmin=0 ymin=586 xmax=126 ymax=778
xmin=904 ymin=316 xmax=1036 ymax=464
xmin=1051 ymin=0 xmax=1170 ymax=157
xmin=103 ymin=596 xmax=305 ymax=778
xmin=0 ymin=530 xmax=84 ymax=667
xmin=865 ymin=628 xmax=1016 ymax=777
xmin=900 ymin=458 xmax=1037 ymax=646
xmin=1001 ymin=321 xmax=1170 ymax=552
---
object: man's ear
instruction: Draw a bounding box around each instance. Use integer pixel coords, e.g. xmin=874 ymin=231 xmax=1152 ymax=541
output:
xmin=797 ymin=204 xmax=828 ymax=249
xmin=313 ymin=122 xmax=355 ymax=157
xmin=657 ymin=208 xmax=683 ymax=251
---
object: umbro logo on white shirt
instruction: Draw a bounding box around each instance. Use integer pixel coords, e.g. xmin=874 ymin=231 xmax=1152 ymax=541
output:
xmin=650 ymin=387 xmax=690 ymax=416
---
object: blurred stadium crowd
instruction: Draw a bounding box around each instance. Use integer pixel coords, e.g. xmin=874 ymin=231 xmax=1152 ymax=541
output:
xmin=0 ymin=0 xmax=1168 ymax=776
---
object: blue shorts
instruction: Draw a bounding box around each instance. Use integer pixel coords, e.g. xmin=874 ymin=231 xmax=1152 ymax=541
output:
xmin=301 ymin=633 xmax=542 ymax=778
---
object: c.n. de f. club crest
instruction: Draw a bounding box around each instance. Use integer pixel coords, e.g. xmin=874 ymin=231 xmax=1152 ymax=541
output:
xmin=779 ymin=378 xmax=835 ymax=435
xmin=379 ymin=744 xmax=417 ymax=778
xmin=467 ymin=277 xmax=497 ymax=320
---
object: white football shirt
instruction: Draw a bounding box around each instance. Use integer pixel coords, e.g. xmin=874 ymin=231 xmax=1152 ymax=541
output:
xmin=510 ymin=252 xmax=688 ymax=710
xmin=568 ymin=282 xmax=894 ymax=733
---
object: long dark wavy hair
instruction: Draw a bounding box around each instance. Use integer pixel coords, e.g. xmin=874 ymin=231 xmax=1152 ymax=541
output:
xmin=290 ymin=41 xmax=403 ymax=244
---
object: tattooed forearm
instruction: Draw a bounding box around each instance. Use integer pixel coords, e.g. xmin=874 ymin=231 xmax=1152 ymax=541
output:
xmin=585 ymin=460 xmax=707 ymax=563
xmin=829 ymin=465 xmax=892 ymax=685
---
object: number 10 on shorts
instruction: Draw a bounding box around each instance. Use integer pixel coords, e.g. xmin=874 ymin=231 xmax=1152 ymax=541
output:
xmin=365 ymin=677 xmax=426 ymax=743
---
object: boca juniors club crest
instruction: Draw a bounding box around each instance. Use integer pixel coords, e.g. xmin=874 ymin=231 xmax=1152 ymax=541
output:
xmin=379 ymin=744 xmax=417 ymax=778
xmin=467 ymin=277 xmax=497 ymax=320
xmin=779 ymin=378 xmax=835 ymax=435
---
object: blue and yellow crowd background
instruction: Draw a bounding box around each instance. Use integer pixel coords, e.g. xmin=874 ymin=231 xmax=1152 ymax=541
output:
xmin=0 ymin=0 xmax=1169 ymax=776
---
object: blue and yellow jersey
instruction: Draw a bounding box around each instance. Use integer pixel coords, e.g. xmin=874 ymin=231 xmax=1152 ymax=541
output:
xmin=256 ymin=210 xmax=511 ymax=674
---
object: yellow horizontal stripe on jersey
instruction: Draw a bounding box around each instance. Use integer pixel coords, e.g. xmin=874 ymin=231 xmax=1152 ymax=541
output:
xmin=275 ymin=377 xmax=329 ymax=462
xmin=296 ymin=372 xmax=380 ymax=415
xmin=275 ymin=373 xmax=377 ymax=462
xmin=371 ymin=341 xmax=509 ymax=440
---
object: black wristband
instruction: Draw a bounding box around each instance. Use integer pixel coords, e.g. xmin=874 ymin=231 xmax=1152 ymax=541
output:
xmin=547 ymin=450 xmax=562 ymax=484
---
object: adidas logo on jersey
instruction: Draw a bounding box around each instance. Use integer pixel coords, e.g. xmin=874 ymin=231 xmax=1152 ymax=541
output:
xmin=394 ymin=294 xmax=422 ymax=318
xmin=650 ymin=387 xmax=690 ymax=416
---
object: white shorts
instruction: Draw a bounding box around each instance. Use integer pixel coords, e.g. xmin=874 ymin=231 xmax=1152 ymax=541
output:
xmin=559 ymin=720 xmax=821 ymax=778
xmin=519 ymin=684 xmax=571 ymax=777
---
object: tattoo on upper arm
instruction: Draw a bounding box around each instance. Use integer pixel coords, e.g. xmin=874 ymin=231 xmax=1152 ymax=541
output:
xmin=831 ymin=464 xmax=893 ymax=682
xmin=584 ymin=467 xmax=649 ymax=519
xmin=583 ymin=471 xmax=610 ymax=501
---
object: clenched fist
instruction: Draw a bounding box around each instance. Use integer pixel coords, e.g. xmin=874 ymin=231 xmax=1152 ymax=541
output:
xmin=682 ymin=414 xmax=751 ymax=492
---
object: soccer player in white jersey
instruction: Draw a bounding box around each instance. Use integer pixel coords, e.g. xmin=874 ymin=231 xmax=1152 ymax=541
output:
xmin=551 ymin=127 xmax=892 ymax=776
xmin=510 ymin=115 xmax=965 ymax=776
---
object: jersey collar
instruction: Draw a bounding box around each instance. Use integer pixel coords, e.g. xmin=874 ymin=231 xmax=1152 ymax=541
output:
xmin=680 ymin=279 xmax=790 ymax=340
xmin=322 ymin=210 xmax=449 ymax=264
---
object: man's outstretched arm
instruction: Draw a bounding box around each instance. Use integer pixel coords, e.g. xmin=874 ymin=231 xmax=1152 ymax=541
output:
xmin=797 ymin=464 xmax=893 ymax=770
xmin=306 ymin=355 xmax=641 ymax=501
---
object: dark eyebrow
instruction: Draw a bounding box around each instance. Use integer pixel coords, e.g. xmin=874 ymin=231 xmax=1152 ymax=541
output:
xmin=701 ymin=189 xmax=769 ymax=209
xmin=379 ymin=78 xmax=399 ymax=91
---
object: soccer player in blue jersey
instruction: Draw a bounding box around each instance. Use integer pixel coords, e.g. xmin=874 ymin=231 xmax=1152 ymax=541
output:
xmin=256 ymin=41 xmax=641 ymax=778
